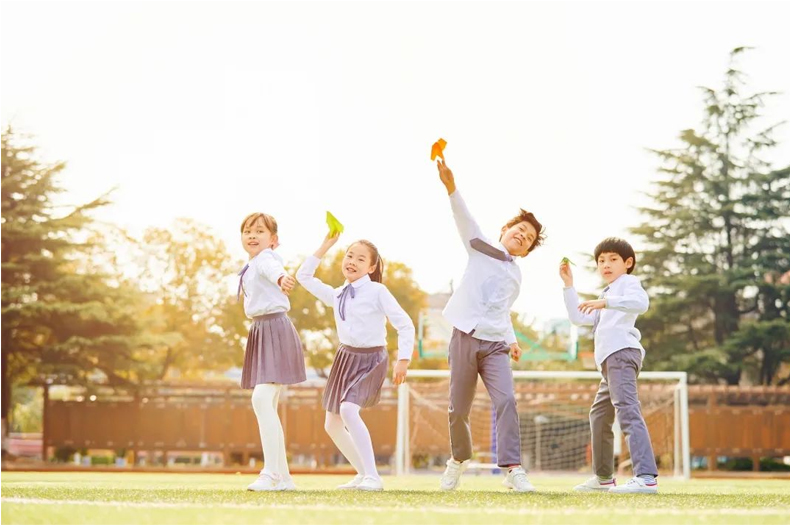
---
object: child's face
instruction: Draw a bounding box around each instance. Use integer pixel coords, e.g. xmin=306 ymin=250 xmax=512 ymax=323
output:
xmin=342 ymin=243 xmax=376 ymax=283
xmin=597 ymin=251 xmax=633 ymax=284
xmin=500 ymin=220 xmax=538 ymax=257
xmin=241 ymin=218 xmax=277 ymax=258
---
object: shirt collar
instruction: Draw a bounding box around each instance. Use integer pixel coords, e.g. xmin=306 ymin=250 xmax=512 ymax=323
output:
xmin=608 ymin=273 xmax=630 ymax=289
xmin=497 ymin=241 xmax=517 ymax=262
xmin=344 ymin=274 xmax=371 ymax=289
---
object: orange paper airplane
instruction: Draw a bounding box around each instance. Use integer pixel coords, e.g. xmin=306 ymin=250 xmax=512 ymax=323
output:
xmin=431 ymin=138 xmax=447 ymax=161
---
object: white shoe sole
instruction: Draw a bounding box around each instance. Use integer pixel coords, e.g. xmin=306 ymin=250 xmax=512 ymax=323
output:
xmin=609 ymin=488 xmax=658 ymax=494
xmin=356 ymin=486 xmax=384 ymax=492
xmin=574 ymin=486 xmax=613 ymax=492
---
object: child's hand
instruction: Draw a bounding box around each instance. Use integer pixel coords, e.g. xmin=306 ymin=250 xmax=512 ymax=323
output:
xmin=509 ymin=343 xmax=522 ymax=362
xmin=278 ymin=275 xmax=296 ymax=295
xmin=578 ymin=299 xmax=606 ymax=315
xmin=323 ymin=232 xmax=340 ymax=248
xmin=437 ymin=159 xmax=456 ymax=195
xmin=392 ymin=359 xmax=409 ymax=385
xmin=559 ymin=262 xmax=574 ymax=287
xmin=314 ymin=232 xmax=340 ymax=259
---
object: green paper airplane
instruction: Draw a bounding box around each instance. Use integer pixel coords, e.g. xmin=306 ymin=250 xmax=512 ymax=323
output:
xmin=326 ymin=211 xmax=344 ymax=237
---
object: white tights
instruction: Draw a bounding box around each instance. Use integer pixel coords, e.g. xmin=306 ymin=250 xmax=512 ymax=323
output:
xmin=251 ymin=383 xmax=290 ymax=479
xmin=324 ymin=402 xmax=379 ymax=478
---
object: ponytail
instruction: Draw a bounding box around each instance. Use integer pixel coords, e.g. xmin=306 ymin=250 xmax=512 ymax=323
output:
xmin=351 ymin=239 xmax=384 ymax=283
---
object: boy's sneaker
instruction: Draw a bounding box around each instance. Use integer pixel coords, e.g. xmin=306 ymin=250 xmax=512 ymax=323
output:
xmin=502 ymin=466 xmax=536 ymax=493
xmin=281 ymin=476 xmax=297 ymax=491
xmin=356 ymin=476 xmax=384 ymax=491
xmin=609 ymin=476 xmax=658 ymax=494
xmin=247 ymin=471 xmax=286 ymax=492
xmin=337 ymin=474 xmax=365 ymax=490
xmin=440 ymin=459 xmax=470 ymax=491
xmin=573 ymin=477 xmax=616 ymax=492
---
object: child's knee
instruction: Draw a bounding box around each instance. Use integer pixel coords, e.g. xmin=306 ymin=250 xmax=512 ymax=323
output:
xmin=324 ymin=414 xmax=340 ymax=434
xmin=339 ymin=402 xmax=361 ymax=423
xmin=494 ymin=394 xmax=517 ymax=414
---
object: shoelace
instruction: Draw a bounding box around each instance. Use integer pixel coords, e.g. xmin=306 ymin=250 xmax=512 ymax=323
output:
xmin=511 ymin=471 xmax=528 ymax=484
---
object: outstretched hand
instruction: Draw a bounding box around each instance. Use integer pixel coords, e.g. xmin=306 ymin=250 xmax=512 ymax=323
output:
xmin=437 ymin=159 xmax=456 ymax=195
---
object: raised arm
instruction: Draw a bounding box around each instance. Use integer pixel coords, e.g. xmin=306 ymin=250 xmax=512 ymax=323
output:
xmin=563 ymin=286 xmax=596 ymax=326
xmin=295 ymin=234 xmax=340 ymax=307
xmin=437 ymin=161 xmax=484 ymax=251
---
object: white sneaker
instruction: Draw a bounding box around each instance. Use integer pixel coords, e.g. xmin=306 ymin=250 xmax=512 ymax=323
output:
xmin=440 ymin=459 xmax=469 ymax=491
xmin=609 ymin=476 xmax=658 ymax=494
xmin=246 ymin=471 xmax=285 ymax=492
xmin=281 ymin=476 xmax=297 ymax=491
xmin=502 ymin=466 xmax=536 ymax=493
xmin=337 ymin=474 xmax=365 ymax=490
xmin=356 ymin=476 xmax=384 ymax=491
xmin=574 ymin=476 xmax=616 ymax=492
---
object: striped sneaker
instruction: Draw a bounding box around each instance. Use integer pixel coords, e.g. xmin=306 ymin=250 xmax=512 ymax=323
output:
xmin=573 ymin=477 xmax=616 ymax=492
xmin=609 ymin=476 xmax=658 ymax=494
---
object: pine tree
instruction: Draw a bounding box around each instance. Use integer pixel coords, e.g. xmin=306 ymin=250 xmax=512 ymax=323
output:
xmin=632 ymin=48 xmax=790 ymax=384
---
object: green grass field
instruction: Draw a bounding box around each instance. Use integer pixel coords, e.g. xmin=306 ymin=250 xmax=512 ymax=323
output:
xmin=2 ymin=472 xmax=789 ymax=525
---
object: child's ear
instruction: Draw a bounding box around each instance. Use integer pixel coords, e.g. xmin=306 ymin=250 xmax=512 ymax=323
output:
xmin=625 ymin=257 xmax=634 ymax=269
xmin=271 ymin=234 xmax=280 ymax=249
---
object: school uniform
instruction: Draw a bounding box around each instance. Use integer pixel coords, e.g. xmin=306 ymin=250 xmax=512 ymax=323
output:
xmin=563 ymin=273 xmax=659 ymax=478
xmin=296 ymin=256 xmax=415 ymax=414
xmin=443 ymin=190 xmax=523 ymax=468
xmin=239 ymin=248 xmax=306 ymax=388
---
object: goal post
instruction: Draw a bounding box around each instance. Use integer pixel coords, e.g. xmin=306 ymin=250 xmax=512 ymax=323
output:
xmin=395 ymin=370 xmax=690 ymax=480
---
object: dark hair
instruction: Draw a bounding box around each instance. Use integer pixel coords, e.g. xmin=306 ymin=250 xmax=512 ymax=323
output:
xmin=594 ymin=237 xmax=636 ymax=274
xmin=349 ymin=240 xmax=384 ymax=283
xmin=501 ymin=209 xmax=546 ymax=253
xmin=240 ymin=212 xmax=278 ymax=235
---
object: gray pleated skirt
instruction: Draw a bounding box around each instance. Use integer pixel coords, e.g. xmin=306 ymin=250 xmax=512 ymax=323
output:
xmin=241 ymin=312 xmax=307 ymax=389
xmin=322 ymin=344 xmax=388 ymax=414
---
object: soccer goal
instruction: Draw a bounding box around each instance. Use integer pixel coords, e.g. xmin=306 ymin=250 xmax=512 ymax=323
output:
xmin=394 ymin=370 xmax=690 ymax=479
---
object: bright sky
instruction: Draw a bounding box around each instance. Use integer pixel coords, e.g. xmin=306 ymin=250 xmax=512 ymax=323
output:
xmin=3 ymin=1 xmax=790 ymax=328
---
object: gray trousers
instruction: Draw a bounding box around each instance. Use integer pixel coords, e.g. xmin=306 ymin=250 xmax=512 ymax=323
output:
xmin=448 ymin=328 xmax=522 ymax=467
xmin=590 ymin=347 xmax=658 ymax=478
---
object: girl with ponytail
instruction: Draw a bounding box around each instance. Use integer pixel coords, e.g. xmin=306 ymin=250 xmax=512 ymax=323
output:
xmin=296 ymin=232 xmax=414 ymax=492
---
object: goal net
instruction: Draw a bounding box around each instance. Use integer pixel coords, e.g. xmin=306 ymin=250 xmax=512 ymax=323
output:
xmin=394 ymin=370 xmax=690 ymax=479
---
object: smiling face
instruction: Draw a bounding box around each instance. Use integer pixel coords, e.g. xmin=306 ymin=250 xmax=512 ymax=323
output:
xmin=597 ymin=251 xmax=634 ymax=284
xmin=241 ymin=216 xmax=277 ymax=259
xmin=342 ymin=242 xmax=376 ymax=283
xmin=500 ymin=220 xmax=538 ymax=257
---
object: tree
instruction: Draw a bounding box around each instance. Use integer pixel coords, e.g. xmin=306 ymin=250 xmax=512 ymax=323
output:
xmin=130 ymin=219 xmax=248 ymax=380
xmin=287 ymin=247 xmax=427 ymax=376
xmin=631 ymin=48 xmax=790 ymax=385
xmin=1 ymin=128 xmax=165 ymax=455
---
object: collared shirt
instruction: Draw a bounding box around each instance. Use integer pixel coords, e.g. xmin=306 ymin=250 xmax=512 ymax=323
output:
xmin=296 ymin=255 xmax=415 ymax=361
xmin=241 ymin=248 xmax=290 ymax=318
xmin=442 ymin=190 xmax=521 ymax=345
xmin=563 ymin=273 xmax=649 ymax=370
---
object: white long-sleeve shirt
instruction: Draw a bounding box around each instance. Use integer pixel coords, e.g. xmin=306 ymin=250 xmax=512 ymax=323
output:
xmin=563 ymin=273 xmax=649 ymax=369
xmin=442 ymin=191 xmax=521 ymax=345
xmin=296 ymin=255 xmax=415 ymax=361
xmin=241 ymin=248 xmax=290 ymax=318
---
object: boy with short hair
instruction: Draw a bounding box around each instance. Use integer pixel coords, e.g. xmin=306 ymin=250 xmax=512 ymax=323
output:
xmin=560 ymin=237 xmax=659 ymax=494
